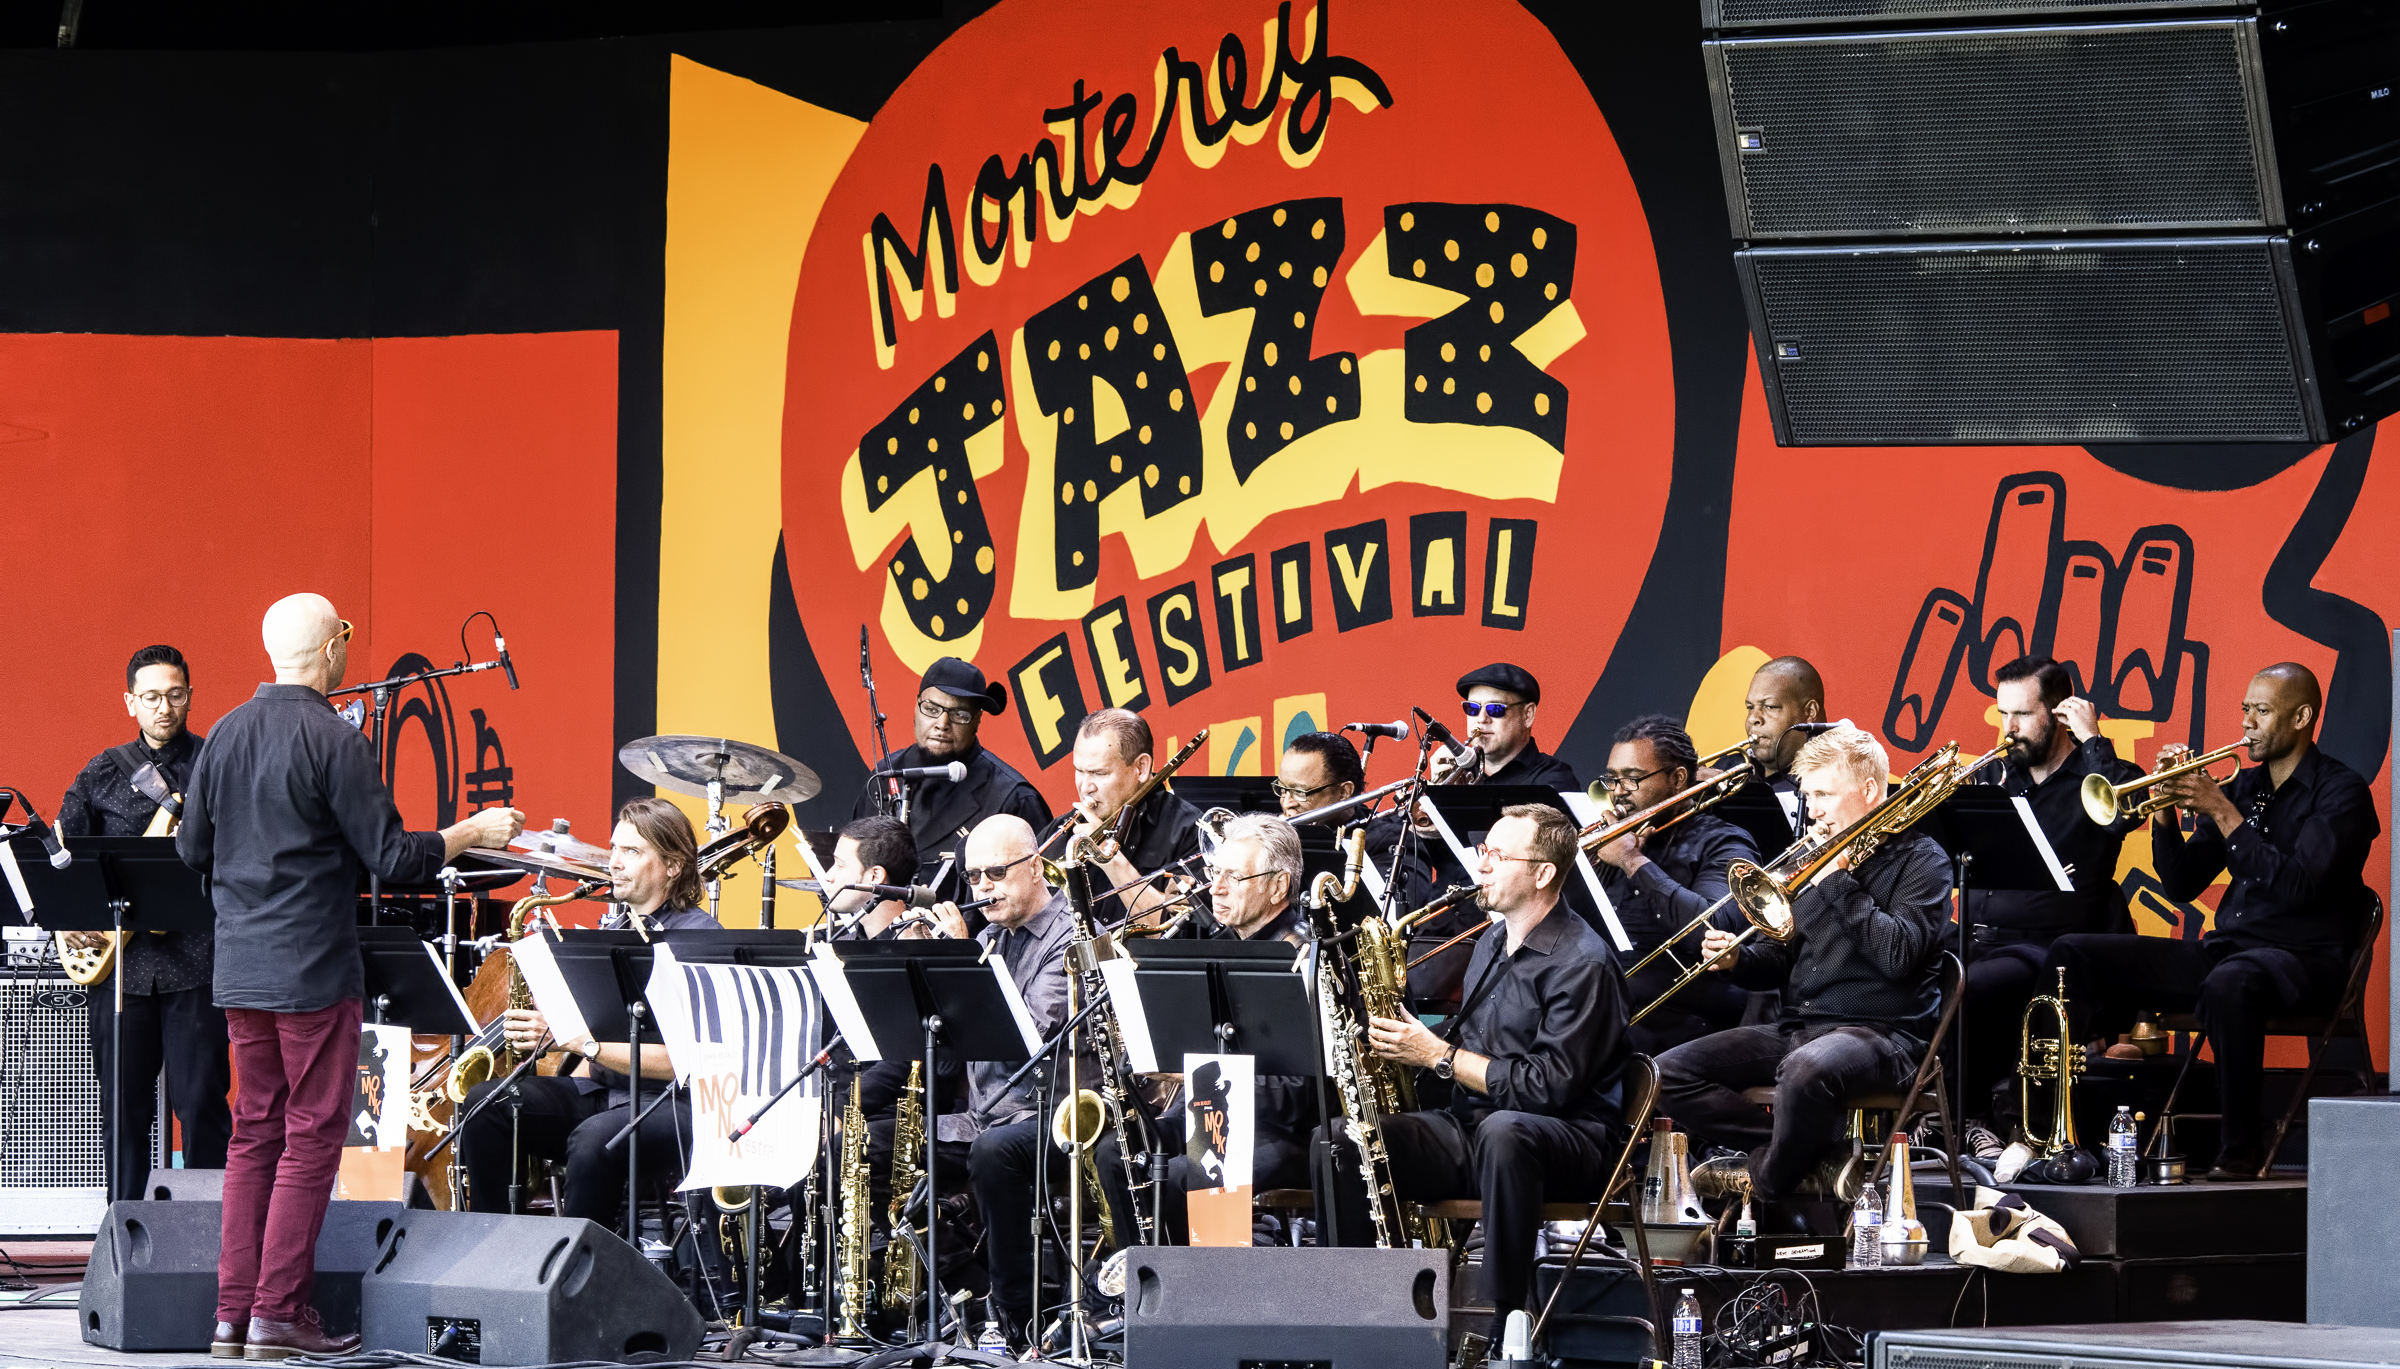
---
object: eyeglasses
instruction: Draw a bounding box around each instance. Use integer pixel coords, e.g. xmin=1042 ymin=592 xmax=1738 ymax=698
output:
xmin=1209 ymin=868 xmax=1281 ymax=887
xmin=1269 ymin=779 xmax=1334 ymax=801
xmin=1595 ymin=766 xmax=1666 ymax=794
xmin=329 ymin=620 xmax=354 ymax=648
xmin=1476 ymin=844 xmax=1547 ymax=868
xmin=919 ymin=698 xmax=980 ymax=726
xmin=132 ymin=688 xmax=192 ymax=710
xmin=962 ymin=850 xmax=1036 ymax=886
xmin=1462 ymin=701 xmax=1517 ymax=720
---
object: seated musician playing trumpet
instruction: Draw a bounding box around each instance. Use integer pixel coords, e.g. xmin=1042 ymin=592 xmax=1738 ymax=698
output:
xmin=458 ymin=798 xmax=719 ymax=1225
xmin=1590 ymin=714 xmax=1763 ymax=1056
xmin=1318 ymin=804 xmax=1631 ymax=1350
xmin=1662 ymin=726 xmax=1952 ymax=1204
xmin=2046 ymin=663 xmax=2378 ymax=1180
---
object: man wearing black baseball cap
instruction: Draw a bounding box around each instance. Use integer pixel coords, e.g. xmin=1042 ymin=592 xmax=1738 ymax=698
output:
xmin=852 ymin=656 xmax=1051 ymax=904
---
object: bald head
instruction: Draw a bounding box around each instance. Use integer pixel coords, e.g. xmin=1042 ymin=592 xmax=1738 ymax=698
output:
xmin=963 ymin=813 xmax=1048 ymax=930
xmin=1745 ymin=655 xmax=1828 ymax=775
xmin=2255 ymin=662 xmax=2322 ymax=718
xmin=263 ymin=594 xmax=341 ymax=669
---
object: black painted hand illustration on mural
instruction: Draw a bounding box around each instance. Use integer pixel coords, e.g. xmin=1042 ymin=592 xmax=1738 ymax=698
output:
xmin=1884 ymin=473 xmax=2210 ymax=752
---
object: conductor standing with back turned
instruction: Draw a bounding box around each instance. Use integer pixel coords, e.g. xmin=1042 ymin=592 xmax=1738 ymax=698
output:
xmin=177 ymin=594 xmax=522 ymax=1359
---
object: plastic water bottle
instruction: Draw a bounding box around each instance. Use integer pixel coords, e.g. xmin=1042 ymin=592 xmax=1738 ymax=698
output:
xmin=2108 ymin=1106 xmax=2140 ymax=1187
xmin=976 ymin=1317 xmax=1009 ymax=1353
xmin=1850 ymin=1185 xmax=1883 ymax=1269
xmin=1671 ymin=1288 xmax=1704 ymax=1369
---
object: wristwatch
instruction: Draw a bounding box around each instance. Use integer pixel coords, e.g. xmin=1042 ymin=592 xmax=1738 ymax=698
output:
xmin=581 ymin=1036 xmax=602 ymax=1058
xmin=1433 ymin=1045 xmax=1459 ymax=1081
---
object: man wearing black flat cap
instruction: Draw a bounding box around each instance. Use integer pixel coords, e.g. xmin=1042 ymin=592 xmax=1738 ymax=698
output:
xmin=853 ymin=655 xmax=1051 ymax=906
xmin=1443 ymin=663 xmax=1579 ymax=790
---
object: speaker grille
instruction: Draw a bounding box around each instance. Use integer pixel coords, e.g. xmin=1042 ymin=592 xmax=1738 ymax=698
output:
xmin=1715 ymin=22 xmax=2271 ymax=236
xmin=1746 ymin=239 xmax=2316 ymax=444
xmin=1709 ymin=0 xmax=2237 ymax=26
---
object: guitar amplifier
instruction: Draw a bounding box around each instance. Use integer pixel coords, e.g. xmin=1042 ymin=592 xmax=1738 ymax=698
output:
xmin=0 ymin=964 xmax=163 ymax=1237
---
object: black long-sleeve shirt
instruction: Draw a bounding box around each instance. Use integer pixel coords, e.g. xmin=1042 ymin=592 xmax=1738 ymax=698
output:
xmin=57 ymin=729 xmax=211 ymax=995
xmin=1967 ymin=737 xmax=2144 ymax=939
xmin=177 ymin=684 xmax=447 ymax=1012
xmin=855 ymin=743 xmax=1051 ymax=899
xmin=2153 ymin=747 xmax=2378 ymax=960
xmin=1040 ymin=786 xmax=1205 ymax=929
xmin=1731 ymin=830 xmax=1952 ymax=1047
xmin=1598 ymin=812 xmax=1761 ymax=958
xmin=1443 ymin=901 xmax=1629 ymax=1134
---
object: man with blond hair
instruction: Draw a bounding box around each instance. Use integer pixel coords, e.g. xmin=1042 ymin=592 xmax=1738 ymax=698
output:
xmin=1659 ymin=725 xmax=1952 ymax=1203
xmin=178 ymin=594 xmax=522 ymax=1358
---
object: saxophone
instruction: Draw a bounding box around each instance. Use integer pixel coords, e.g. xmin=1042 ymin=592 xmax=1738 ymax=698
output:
xmin=1316 ymin=956 xmax=1412 ymax=1248
xmin=1061 ymin=863 xmax=1146 ymax=1247
xmin=445 ymin=882 xmax=603 ymax=1105
xmin=881 ymin=1062 xmax=924 ymax=1319
xmin=837 ymin=1074 xmax=872 ymax=1342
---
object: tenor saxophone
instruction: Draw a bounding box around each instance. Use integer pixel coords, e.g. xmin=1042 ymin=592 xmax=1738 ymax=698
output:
xmin=1061 ymin=863 xmax=1148 ymax=1246
xmin=881 ymin=1062 xmax=924 ymax=1318
xmin=837 ymin=1074 xmax=872 ymax=1342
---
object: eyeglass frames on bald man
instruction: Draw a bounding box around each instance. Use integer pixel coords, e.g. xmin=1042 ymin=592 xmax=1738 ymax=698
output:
xmin=962 ymin=850 xmax=1037 ymax=886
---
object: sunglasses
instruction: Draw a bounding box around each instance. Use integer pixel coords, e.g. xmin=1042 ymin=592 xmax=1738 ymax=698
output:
xmin=331 ymin=619 xmax=355 ymax=647
xmin=1462 ymin=701 xmax=1517 ymax=720
xmin=962 ymin=850 xmax=1037 ymax=886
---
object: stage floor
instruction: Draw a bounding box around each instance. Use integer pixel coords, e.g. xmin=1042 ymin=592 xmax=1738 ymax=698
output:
xmin=0 ymin=1304 xmax=221 ymax=1369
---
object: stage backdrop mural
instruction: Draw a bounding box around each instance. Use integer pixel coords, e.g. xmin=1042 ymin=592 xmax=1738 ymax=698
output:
xmin=1 ymin=0 xmax=2393 ymax=1064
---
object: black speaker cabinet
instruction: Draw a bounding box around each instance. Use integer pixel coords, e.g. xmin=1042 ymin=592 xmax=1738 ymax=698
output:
xmin=144 ymin=1167 xmax=225 ymax=1202
xmin=360 ymin=1211 xmax=703 ymax=1365
xmin=1121 ymin=1246 xmax=1448 ymax=1369
xmin=1701 ymin=0 xmax=2400 ymax=445
xmin=78 ymin=1199 xmax=403 ymax=1351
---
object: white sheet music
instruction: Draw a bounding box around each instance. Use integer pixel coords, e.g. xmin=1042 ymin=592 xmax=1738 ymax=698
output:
xmin=2011 ymin=796 xmax=2077 ymax=893
xmin=0 ymin=841 xmax=30 ymax=917
xmin=984 ymin=943 xmax=1044 ymax=1056
xmin=1559 ymin=791 xmax=1633 ymax=953
xmin=1100 ymin=956 xmax=1157 ymax=1074
xmin=418 ymin=940 xmax=480 ymax=1034
xmin=807 ymin=940 xmax=881 ymax=1060
xmin=505 ymin=929 xmax=591 ymax=1049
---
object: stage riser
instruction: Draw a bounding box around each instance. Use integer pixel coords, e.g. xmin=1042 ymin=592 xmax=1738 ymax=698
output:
xmin=1918 ymin=1179 xmax=2304 ymax=1261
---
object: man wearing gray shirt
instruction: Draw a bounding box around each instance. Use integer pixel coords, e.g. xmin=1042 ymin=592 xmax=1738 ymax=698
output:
xmin=925 ymin=814 xmax=1092 ymax=1350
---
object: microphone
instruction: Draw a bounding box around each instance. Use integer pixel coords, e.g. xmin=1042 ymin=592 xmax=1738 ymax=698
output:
xmin=1412 ymin=706 xmax=1463 ymax=749
xmin=842 ymin=882 xmax=944 ymax=909
xmin=880 ymin=761 xmax=967 ymax=783
xmin=494 ymin=632 xmax=520 ymax=690
xmin=1344 ymin=720 xmax=1411 ymax=741
xmin=1 ymin=792 xmax=69 ymax=869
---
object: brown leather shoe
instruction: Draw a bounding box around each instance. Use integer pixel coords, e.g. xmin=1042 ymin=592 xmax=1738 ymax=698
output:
xmin=243 ymin=1315 xmax=362 ymax=1360
xmin=210 ymin=1322 xmax=246 ymax=1359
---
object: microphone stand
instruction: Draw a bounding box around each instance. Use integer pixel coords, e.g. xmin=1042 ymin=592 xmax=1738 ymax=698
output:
xmin=329 ymin=651 xmax=509 ymax=925
xmin=859 ymin=625 xmax=898 ymax=819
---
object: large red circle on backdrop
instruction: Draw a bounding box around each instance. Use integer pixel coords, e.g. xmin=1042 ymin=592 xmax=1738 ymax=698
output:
xmin=784 ymin=0 xmax=1673 ymax=793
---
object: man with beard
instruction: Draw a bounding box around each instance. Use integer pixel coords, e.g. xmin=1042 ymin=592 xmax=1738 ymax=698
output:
xmin=1955 ymin=657 xmax=2142 ymax=1150
xmin=853 ymin=657 xmax=1050 ymax=904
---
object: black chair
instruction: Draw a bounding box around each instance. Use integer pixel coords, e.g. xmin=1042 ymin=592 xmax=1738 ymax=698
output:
xmin=2153 ymin=894 xmax=2383 ymax=1178
xmin=1526 ymin=1053 xmax=1663 ymax=1356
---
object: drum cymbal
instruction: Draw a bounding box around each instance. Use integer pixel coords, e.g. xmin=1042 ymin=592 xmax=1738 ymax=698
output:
xmin=511 ymin=829 xmax=611 ymax=865
xmin=459 ymin=847 xmax=611 ymax=885
xmin=618 ymin=734 xmax=822 ymax=804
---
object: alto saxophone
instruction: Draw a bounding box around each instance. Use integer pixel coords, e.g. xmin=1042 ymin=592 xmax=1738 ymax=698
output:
xmin=446 ymin=882 xmax=602 ymax=1105
xmin=1061 ymin=864 xmax=1147 ymax=1246
xmin=881 ymin=1062 xmax=924 ymax=1319
xmin=837 ymin=1074 xmax=872 ymax=1342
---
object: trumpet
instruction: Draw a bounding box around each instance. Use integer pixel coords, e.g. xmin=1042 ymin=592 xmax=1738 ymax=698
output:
xmin=2080 ymin=741 xmax=2246 ymax=825
xmin=1579 ymin=761 xmax=1753 ymax=851
xmin=2014 ymin=968 xmax=2097 ymax=1183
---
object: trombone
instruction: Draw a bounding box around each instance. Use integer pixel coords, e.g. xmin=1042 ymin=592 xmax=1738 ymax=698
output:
xmin=1579 ymin=760 xmax=1753 ymax=852
xmin=1040 ymin=729 xmax=1209 ymax=884
xmin=2080 ymin=741 xmax=2246 ymax=825
xmin=1629 ymin=742 xmax=2000 ymax=1025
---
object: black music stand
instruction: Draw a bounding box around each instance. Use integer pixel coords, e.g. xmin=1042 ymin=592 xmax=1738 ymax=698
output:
xmin=1419 ymin=786 xmax=1628 ymax=952
xmin=1114 ymin=940 xmax=1320 ymax=1076
xmin=12 ymin=835 xmax=211 ymax=1202
xmin=1168 ymin=777 xmax=1279 ymax=816
xmin=357 ymin=927 xmax=478 ymax=1034
xmin=1714 ymin=779 xmax=1800 ymax=863
xmin=542 ymin=932 xmax=669 ymax=1240
xmin=809 ymin=938 xmax=1036 ymax=1342
xmin=1924 ymin=784 xmax=2076 ymax=1131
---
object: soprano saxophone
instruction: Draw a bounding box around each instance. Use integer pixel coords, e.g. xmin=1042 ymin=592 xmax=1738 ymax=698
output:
xmin=880 ymin=1061 xmax=924 ymax=1321
xmin=836 ymin=1074 xmax=872 ymax=1343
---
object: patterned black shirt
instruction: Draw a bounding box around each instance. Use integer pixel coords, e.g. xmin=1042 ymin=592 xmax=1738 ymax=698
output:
xmin=57 ymin=730 xmax=210 ymax=995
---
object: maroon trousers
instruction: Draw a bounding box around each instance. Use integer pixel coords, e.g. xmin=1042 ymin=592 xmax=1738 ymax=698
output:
xmin=217 ymin=999 xmax=360 ymax=1326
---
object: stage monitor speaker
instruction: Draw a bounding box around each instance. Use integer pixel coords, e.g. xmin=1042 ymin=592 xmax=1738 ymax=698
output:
xmin=1121 ymin=1246 xmax=1448 ymax=1369
xmin=1699 ymin=0 xmax=2400 ymax=445
xmin=360 ymin=1210 xmax=704 ymax=1365
xmin=145 ymin=1168 xmax=224 ymax=1202
xmin=78 ymin=1199 xmax=403 ymax=1351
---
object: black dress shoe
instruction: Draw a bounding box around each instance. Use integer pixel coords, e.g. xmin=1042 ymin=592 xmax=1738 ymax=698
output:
xmin=2204 ymin=1147 xmax=2268 ymax=1182
xmin=244 ymin=1315 xmax=362 ymax=1360
xmin=210 ymin=1322 xmax=245 ymax=1359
